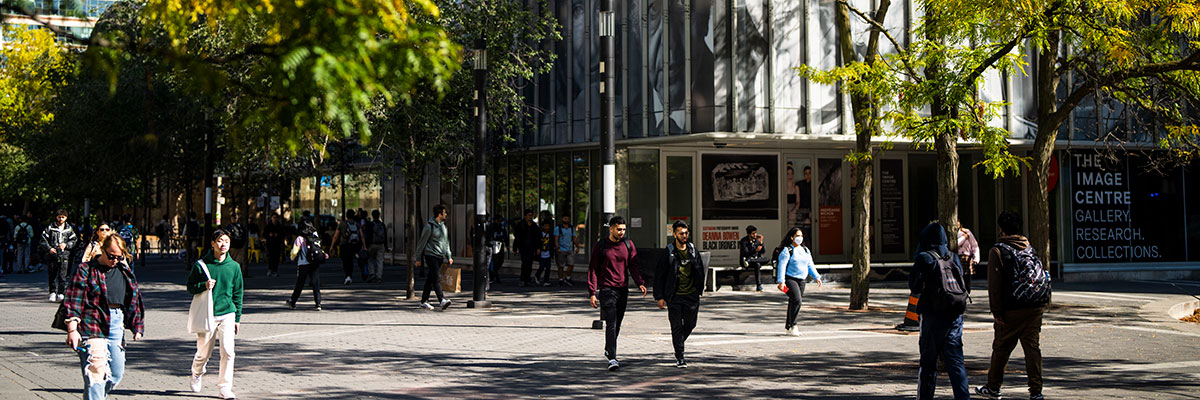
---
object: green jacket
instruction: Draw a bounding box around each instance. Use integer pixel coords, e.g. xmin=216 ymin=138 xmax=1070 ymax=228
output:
xmin=186 ymin=252 xmax=244 ymax=322
xmin=414 ymin=218 xmax=452 ymax=261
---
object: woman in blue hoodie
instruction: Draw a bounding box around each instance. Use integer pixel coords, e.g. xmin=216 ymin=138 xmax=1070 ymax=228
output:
xmin=775 ymin=227 xmax=822 ymax=337
xmin=909 ymin=222 xmax=969 ymax=400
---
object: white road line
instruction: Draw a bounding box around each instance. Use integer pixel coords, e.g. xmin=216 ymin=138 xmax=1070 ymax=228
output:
xmin=691 ymin=333 xmax=886 ymax=346
xmin=1067 ymin=291 xmax=1161 ymax=301
xmin=1133 ymin=280 xmax=1200 ymax=288
xmin=1053 ymin=292 xmax=1150 ymax=303
xmin=1108 ymin=325 xmax=1200 ymax=338
xmin=493 ymin=314 xmax=559 ymax=319
xmin=1104 ymin=360 xmax=1200 ymax=372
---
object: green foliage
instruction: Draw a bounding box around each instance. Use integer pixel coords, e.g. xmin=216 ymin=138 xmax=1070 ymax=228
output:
xmin=0 ymin=26 xmax=73 ymax=143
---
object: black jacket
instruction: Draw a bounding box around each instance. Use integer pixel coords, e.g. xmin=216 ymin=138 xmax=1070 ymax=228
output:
xmin=41 ymin=223 xmax=78 ymax=259
xmin=513 ymin=219 xmax=541 ymax=253
xmin=486 ymin=222 xmax=509 ymax=252
xmin=653 ymin=242 xmax=706 ymax=303
xmin=739 ymin=235 xmax=764 ymax=260
xmin=908 ymin=222 xmax=963 ymax=316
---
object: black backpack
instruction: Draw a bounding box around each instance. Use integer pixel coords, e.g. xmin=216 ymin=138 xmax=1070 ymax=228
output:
xmin=304 ymin=233 xmax=328 ymax=264
xmin=371 ymin=221 xmax=386 ymax=244
xmin=995 ymin=243 xmax=1052 ymax=307
xmin=15 ymin=223 xmax=30 ymax=244
xmin=923 ymin=251 xmax=969 ymax=317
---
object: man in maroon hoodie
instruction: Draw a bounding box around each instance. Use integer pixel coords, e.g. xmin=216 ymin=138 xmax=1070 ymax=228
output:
xmin=588 ymin=216 xmax=647 ymax=371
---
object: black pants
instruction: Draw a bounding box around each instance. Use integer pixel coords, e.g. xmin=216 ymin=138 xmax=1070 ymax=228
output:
xmin=536 ymin=256 xmax=551 ymax=283
xmin=421 ymin=255 xmax=445 ymax=303
xmin=358 ymin=251 xmax=370 ymax=280
xmin=598 ymin=287 xmax=629 ymax=360
xmin=48 ymin=256 xmax=70 ymax=294
xmin=340 ymin=243 xmax=358 ymax=279
xmin=668 ymin=295 xmax=700 ymax=359
xmin=267 ymin=245 xmax=282 ymax=273
xmin=519 ymin=250 xmax=535 ymax=283
xmin=490 ymin=251 xmax=505 ymax=282
xmin=784 ymin=276 xmax=807 ymax=329
xmin=290 ymin=263 xmax=322 ymax=305
xmin=740 ymin=262 xmax=763 ymax=288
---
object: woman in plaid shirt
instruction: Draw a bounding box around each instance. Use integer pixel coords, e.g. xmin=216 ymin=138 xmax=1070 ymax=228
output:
xmin=62 ymin=234 xmax=145 ymax=400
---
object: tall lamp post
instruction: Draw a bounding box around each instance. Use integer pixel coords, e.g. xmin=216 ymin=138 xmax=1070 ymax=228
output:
xmin=593 ymin=0 xmax=616 ymax=330
xmin=468 ymin=38 xmax=491 ymax=309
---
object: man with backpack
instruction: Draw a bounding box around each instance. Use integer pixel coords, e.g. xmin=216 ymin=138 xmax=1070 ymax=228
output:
xmin=331 ymin=210 xmax=363 ymax=285
xmin=976 ymin=211 xmax=1051 ymax=400
xmin=118 ymin=216 xmax=139 ymax=262
xmin=653 ymin=220 xmax=706 ymax=368
xmin=909 ymin=221 xmax=970 ymax=400
xmin=364 ymin=210 xmax=389 ymax=283
xmin=42 ymin=209 xmax=79 ymax=302
xmin=587 ymin=216 xmax=647 ymax=371
xmin=225 ymin=214 xmax=249 ymax=277
xmin=13 ymin=215 xmax=34 ymax=273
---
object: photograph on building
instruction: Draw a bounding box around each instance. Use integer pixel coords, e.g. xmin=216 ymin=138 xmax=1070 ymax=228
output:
xmin=701 ymin=154 xmax=778 ymax=220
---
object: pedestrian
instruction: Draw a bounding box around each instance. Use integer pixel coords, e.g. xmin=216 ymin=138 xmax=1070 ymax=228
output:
xmin=61 ymin=234 xmax=146 ymax=400
xmin=286 ymin=219 xmax=324 ymax=311
xmin=513 ymin=209 xmax=541 ymax=286
xmin=910 ymin=222 xmax=970 ymax=400
xmin=264 ymin=214 xmax=286 ymax=277
xmin=486 ymin=215 xmax=508 ymax=283
xmin=414 ymin=204 xmax=453 ymax=310
xmin=13 ymin=215 xmax=34 ymax=273
xmin=536 ymin=221 xmax=554 ymax=286
xmin=653 ymin=220 xmax=705 ymax=368
xmin=184 ymin=212 xmax=201 ymax=267
xmin=225 ymin=214 xmax=249 ymax=277
xmin=957 ymin=224 xmax=980 ymax=293
xmin=187 ymin=229 xmax=245 ymax=399
xmin=976 ymin=211 xmax=1050 ymax=400
xmin=117 ymin=216 xmax=139 ymax=262
xmin=587 ymin=215 xmax=647 ymax=371
xmin=775 ymin=227 xmax=822 ymax=336
xmin=330 ymin=210 xmax=363 ymax=285
xmin=738 ymin=225 xmax=766 ymax=291
xmin=155 ymin=215 xmax=172 ymax=258
xmin=553 ymin=215 xmax=579 ymax=286
xmin=81 ymin=223 xmax=116 ymax=264
xmin=364 ymin=210 xmax=388 ymax=283
xmin=43 ymin=209 xmax=79 ymax=303
xmin=0 ymin=213 xmax=11 ymax=276
xmin=355 ymin=209 xmax=370 ymax=280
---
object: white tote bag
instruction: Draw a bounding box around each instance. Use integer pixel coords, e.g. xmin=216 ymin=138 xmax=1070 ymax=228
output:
xmin=187 ymin=261 xmax=216 ymax=334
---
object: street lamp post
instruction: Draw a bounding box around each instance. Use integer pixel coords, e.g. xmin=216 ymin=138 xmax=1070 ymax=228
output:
xmin=593 ymin=0 xmax=616 ymax=330
xmin=468 ymin=38 xmax=491 ymax=309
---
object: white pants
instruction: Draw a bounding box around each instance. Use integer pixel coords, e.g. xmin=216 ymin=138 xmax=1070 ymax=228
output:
xmin=192 ymin=313 xmax=236 ymax=389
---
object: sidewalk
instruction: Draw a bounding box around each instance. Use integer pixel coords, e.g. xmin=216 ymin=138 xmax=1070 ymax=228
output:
xmin=1 ymin=258 xmax=1198 ymax=399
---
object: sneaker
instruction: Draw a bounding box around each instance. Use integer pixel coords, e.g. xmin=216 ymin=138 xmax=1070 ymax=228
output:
xmin=285 ymin=299 xmax=296 ymax=309
xmin=189 ymin=375 xmax=202 ymax=392
xmin=344 ymin=277 xmax=352 ymax=285
xmin=420 ymin=302 xmax=435 ymax=310
xmin=785 ymin=327 xmax=801 ymax=337
xmin=557 ymin=279 xmax=566 ymax=286
xmin=439 ymin=299 xmax=452 ymax=310
xmin=48 ymin=293 xmax=57 ymax=302
xmin=218 ymin=386 xmax=237 ymax=399
xmin=975 ymin=386 xmax=1002 ymax=399
xmin=314 ymin=304 xmax=323 ymax=311
xmin=1029 ymin=394 xmax=1043 ymax=400
xmin=756 ymin=285 xmax=764 ymax=292
xmin=542 ymin=281 xmax=552 ymax=287
xmin=607 ymin=359 xmax=620 ymax=371
xmin=564 ymin=278 xmax=574 ymax=286
xmin=57 ymin=294 xmax=64 ymax=302
xmin=675 ymin=357 xmax=688 ymax=369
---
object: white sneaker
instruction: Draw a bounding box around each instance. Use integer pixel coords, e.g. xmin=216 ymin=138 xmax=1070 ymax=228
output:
xmin=344 ymin=276 xmax=352 ymax=285
xmin=48 ymin=293 xmax=57 ymax=302
xmin=786 ymin=327 xmax=801 ymax=337
xmin=420 ymin=302 xmax=435 ymax=310
xmin=218 ymin=386 xmax=237 ymax=399
xmin=607 ymin=359 xmax=620 ymax=371
xmin=56 ymin=294 xmax=64 ymax=302
xmin=189 ymin=375 xmax=202 ymax=392
xmin=439 ymin=299 xmax=452 ymax=310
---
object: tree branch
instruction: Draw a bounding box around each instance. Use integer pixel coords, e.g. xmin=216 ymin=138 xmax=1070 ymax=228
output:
xmin=836 ymin=0 xmax=921 ymax=83
xmin=1050 ymin=50 xmax=1200 ymax=128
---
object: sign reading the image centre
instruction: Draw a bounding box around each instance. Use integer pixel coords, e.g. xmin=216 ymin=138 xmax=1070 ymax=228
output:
xmin=701 ymin=154 xmax=779 ymax=220
xmin=1070 ymin=152 xmax=1167 ymax=262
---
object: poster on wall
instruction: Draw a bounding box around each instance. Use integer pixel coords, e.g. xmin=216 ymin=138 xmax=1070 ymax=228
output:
xmin=878 ymin=159 xmax=905 ymax=254
xmin=1070 ymin=151 xmax=1185 ymax=263
xmin=785 ymin=158 xmax=814 ymax=246
xmin=817 ymin=158 xmax=843 ymax=255
xmin=701 ymin=154 xmax=779 ymax=220
xmin=698 ymin=221 xmax=781 ymax=266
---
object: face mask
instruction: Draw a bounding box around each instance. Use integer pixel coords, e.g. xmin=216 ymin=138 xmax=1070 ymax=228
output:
xmin=794 ymin=236 xmax=804 ymax=246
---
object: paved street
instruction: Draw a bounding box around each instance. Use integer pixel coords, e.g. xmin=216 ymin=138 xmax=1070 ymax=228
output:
xmin=2 ymin=258 xmax=1199 ymax=399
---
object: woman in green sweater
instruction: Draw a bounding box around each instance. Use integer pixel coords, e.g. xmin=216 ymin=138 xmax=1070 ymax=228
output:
xmin=185 ymin=229 xmax=244 ymax=399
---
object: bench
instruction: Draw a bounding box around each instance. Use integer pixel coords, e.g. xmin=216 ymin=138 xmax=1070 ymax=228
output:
xmin=706 ymin=262 xmax=775 ymax=292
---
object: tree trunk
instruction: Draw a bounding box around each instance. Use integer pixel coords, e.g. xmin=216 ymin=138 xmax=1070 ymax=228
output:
xmin=936 ymin=129 xmax=960 ymax=245
xmin=405 ymin=180 xmax=420 ymax=300
xmin=1029 ymin=30 xmax=1063 ymax=270
xmin=313 ymin=173 xmax=322 ymax=219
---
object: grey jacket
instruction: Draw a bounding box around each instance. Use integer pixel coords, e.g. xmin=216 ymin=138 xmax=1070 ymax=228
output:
xmin=414 ymin=218 xmax=452 ymax=261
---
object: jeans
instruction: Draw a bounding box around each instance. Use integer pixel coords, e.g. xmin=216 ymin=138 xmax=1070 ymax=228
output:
xmin=598 ymin=287 xmax=629 ymax=360
xmin=917 ymin=314 xmax=970 ymax=400
xmin=15 ymin=243 xmax=30 ymax=272
xmin=290 ymin=263 xmax=322 ymax=305
xmin=421 ymin=255 xmax=445 ymax=303
xmin=78 ymin=308 xmax=125 ymax=400
xmin=49 ymin=255 xmax=70 ymax=294
xmin=784 ymin=277 xmax=807 ymax=329
xmin=367 ymin=244 xmax=385 ymax=281
xmin=668 ymin=295 xmax=700 ymax=359
xmin=536 ymin=256 xmax=551 ymax=283
xmin=192 ymin=313 xmax=236 ymax=391
xmin=986 ymin=306 xmax=1045 ymax=395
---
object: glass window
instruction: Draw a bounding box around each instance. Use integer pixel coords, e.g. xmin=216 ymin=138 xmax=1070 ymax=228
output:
xmin=574 ymin=151 xmax=592 ymax=247
xmin=626 ymin=149 xmax=660 ymax=247
xmin=540 ymin=153 xmax=556 ymax=220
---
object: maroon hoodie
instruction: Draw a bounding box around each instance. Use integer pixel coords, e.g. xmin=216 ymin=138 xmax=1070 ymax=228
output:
xmin=587 ymin=237 xmax=645 ymax=296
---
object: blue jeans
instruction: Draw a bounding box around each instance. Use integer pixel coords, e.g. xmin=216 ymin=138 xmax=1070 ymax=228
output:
xmin=917 ymin=314 xmax=969 ymax=400
xmin=78 ymin=308 xmax=126 ymax=400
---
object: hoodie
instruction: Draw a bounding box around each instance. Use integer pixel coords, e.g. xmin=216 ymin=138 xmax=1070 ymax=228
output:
xmin=987 ymin=234 xmax=1034 ymax=315
xmin=908 ymin=222 xmax=964 ymax=315
xmin=186 ymin=251 xmax=244 ymax=322
xmin=414 ymin=218 xmax=452 ymax=261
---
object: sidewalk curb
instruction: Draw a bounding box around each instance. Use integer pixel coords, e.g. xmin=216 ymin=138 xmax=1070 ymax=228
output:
xmin=1138 ymin=296 xmax=1200 ymax=335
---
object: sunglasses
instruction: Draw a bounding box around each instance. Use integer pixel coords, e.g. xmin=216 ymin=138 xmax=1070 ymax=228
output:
xmin=107 ymin=253 xmax=124 ymax=262
xmin=99 ymin=227 xmax=111 ymax=232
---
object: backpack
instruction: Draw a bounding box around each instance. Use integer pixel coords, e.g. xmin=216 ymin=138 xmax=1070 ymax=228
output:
xmin=923 ymin=250 xmax=969 ymax=317
xmin=345 ymin=222 xmax=361 ymax=244
xmin=15 ymin=223 xmax=30 ymax=244
xmin=995 ymin=243 xmax=1052 ymax=307
xmin=119 ymin=225 xmax=136 ymax=247
xmin=304 ymin=232 xmax=328 ymax=264
xmin=227 ymin=224 xmax=247 ymax=248
xmin=371 ymin=221 xmax=386 ymax=244
xmin=771 ymin=245 xmax=792 ymax=264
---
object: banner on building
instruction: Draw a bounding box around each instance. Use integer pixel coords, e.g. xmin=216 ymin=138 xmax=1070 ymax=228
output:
xmin=701 ymin=154 xmax=779 ymax=220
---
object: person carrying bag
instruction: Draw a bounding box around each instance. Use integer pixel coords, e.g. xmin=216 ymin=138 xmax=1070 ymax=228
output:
xmin=187 ymin=260 xmax=215 ymax=334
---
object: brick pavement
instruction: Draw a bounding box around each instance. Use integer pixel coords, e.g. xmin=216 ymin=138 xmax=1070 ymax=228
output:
xmin=2 ymin=258 xmax=1199 ymax=399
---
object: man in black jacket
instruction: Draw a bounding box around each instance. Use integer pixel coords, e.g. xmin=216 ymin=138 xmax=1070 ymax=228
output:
xmin=486 ymin=215 xmax=508 ymax=283
xmin=513 ymin=209 xmax=541 ymax=286
xmin=654 ymin=220 xmax=706 ymax=368
xmin=41 ymin=209 xmax=78 ymax=302
xmin=738 ymin=225 xmax=766 ymax=291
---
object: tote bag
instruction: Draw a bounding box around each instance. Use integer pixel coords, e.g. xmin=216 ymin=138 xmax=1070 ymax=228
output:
xmin=187 ymin=261 xmax=216 ymax=334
